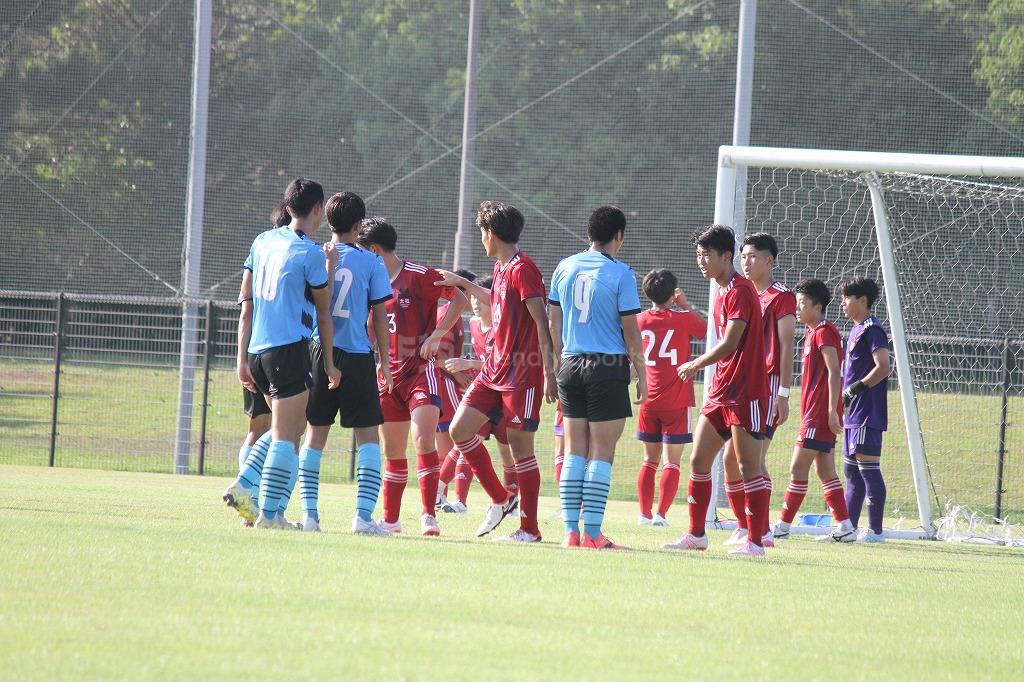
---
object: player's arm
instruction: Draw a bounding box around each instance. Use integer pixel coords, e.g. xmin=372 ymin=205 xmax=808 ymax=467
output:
xmin=843 ymin=338 xmax=891 ymax=404
xmin=822 ymin=344 xmax=843 ymax=435
xmin=674 ymin=288 xmax=706 ymax=322
xmin=370 ymin=301 xmax=393 ymax=393
xmin=236 ymin=270 xmax=256 ymax=392
xmin=774 ymin=313 xmax=797 ymax=426
xmin=525 ymin=296 xmax=558 ymax=403
xmin=677 ymin=318 xmax=747 ymax=381
xmin=434 ymin=270 xmax=490 ymax=304
xmin=548 ymin=302 xmax=564 ymax=362
xmin=420 ymin=288 xmax=469 ymax=359
xmin=310 ymin=285 xmax=341 ymax=389
xmin=444 ymin=357 xmax=483 ymax=374
xmin=621 ymin=313 xmax=647 ymax=404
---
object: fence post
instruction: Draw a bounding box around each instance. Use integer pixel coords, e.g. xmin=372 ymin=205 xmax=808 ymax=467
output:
xmin=48 ymin=293 xmax=66 ymax=467
xmin=349 ymin=431 xmax=357 ymax=482
xmin=197 ymin=301 xmax=216 ymax=476
xmin=995 ymin=338 xmax=1011 ymax=519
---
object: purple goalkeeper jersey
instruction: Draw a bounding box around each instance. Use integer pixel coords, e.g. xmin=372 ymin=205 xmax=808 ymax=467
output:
xmin=843 ymin=316 xmax=889 ymax=431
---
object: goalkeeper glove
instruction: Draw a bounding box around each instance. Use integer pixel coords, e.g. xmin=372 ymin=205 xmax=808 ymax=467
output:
xmin=842 ymin=380 xmax=867 ymax=407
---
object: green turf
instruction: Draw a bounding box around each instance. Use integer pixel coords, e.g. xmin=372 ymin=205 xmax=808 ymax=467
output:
xmin=1 ymin=466 xmax=1023 ymax=680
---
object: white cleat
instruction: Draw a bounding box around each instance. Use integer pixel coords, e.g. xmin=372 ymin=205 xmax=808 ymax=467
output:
xmin=772 ymin=521 xmax=791 ymax=540
xmin=476 ymin=493 xmax=518 ymax=537
xmin=729 ymin=539 xmax=766 ymax=557
xmin=651 ymin=514 xmax=670 ymax=527
xmin=857 ymin=528 xmax=885 ymax=543
xmin=420 ymin=513 xmax=441 ymax=537
xmin=254 ymin=511 xmax=299 ymax=531
xmin=378 ymin=519 xmax=402 ymax=534
xmin=762 ymin=529 xmax=775 ymax=548
xmin=638 ymin=515 xmax=653 ymax=526
xmin=816 ymin=520 xmax=857 ymax=543
xmin=222 ymin=481 xmax=259 ymax=522
xmin=435 ymin=489 xmax=452 ymax=512
xmin=352 ymin=516 xmax=393 ymax=536
xmin=448 ymin=500 xmax=468 ymax=514
xmin=493 ymin=529 xmax=542 ymax=543
xmin=300 ymin=516 xmax=321 ymax=533
xmin=662 ymin=533 xmax=709 ymax=551
xmin=724 ymin=528 xmax=749 ymax=546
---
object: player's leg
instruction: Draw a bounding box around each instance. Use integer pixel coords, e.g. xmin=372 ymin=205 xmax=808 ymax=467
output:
xmin=655 ymin=441 xmax=684 ymax=524
xmin=224 ymin=359 xmax=275 ymax=522
xmin=721 ymin=440 xmax=747 ymax=541
xmin=580 ymin=417 xmax=626 ymax=548
xmin=730 ymin=422 xmax=770 ymax=552
xmin=773 ymin=445 xmax=815 ymax=539
xmin=553 ymin=403 xmax=565 ymax=485
xmin=813 ymin=444 xmax=856 ymax=542
xmin=434 ymin=375 xmax=460 ymax=510
xmin=854 ymin=425 xmax=886 ymax=541
xmin=451 ymin=381 xmax=510 ymax=507
xmin=410 ymin=402 xmax=443 ymax=536
xmin=557 ymin=356 xmax=590 ymax=547
xmin=379 ymin=419 xmax=411 ymax=532
xmin=295 ymin=343 xmax=342 ymax=531
xmin=492 ymin=382 xmax=544 ymax=542
xmin=662 ymin=408 xmax=728 ymax=551
xmin=635 ymin=405 xmax=660 ymax=523
xmin=843 ymin=428 xmax=866 ymax=530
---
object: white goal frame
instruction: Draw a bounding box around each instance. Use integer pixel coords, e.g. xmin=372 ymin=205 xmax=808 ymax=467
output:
xmin=706 ymin=146 xmax=1024 ymax=540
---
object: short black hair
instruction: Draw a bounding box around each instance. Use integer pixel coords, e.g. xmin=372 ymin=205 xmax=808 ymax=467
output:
xmin=453 ymin=269 xmax=477 ymax=283
xmin=795 ymin=278 xmax=832 ymax=313
xmin=588 ymin=205 xmax=626 ymax=245
xmin=282 ymin=177 xmax=324 ymax=218
xmin=270 ymin=202 xmax=290 ymax=227
xmin=840 ymin=277 xmax=880 ymax=308
xmin=642 ymin=268 xmax=678 ymax=305
xmin=325 ymin=192 xmax=366 ymax=235
xmin=477 ymin=276 xmax=493 ymax=290
xmin=476 ymin=201 xmax=524 ymax=244
xmin=355 ymin=217 xmax=397 ymax=252
xmin=742 ymin=232 xmax=779 ymax=258
xmin=692 ymin=224 xmax=735 ymax=259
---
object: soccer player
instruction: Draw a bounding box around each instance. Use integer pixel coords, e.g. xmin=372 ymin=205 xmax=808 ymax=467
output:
xmin=772 ymin=278 xmax=856 ymax=543
xmin=665 ymin=225 xmax=770 ymax=556
xmin=839 ymin=277 xmax=891 ymax=543
xmin=550 ymin=205 xmax=647 ymax=550
xmin=435 ymin=201 xmax=557 ymax=542
xmin=300 ymin=193 xmax=394 ymax=535
xmin=635 ymin=269 xmax=706 ymax=527
xmin=722 ymin=233 xmax=797 ymax=547
xmin=223 ymin=178 xmax=340 ymax=530
xmin=356 ymin=219 xmax=467 ymax=537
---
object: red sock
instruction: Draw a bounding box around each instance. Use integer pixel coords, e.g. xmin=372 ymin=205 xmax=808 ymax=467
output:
xmin=687 ymin=471 xmax=713 ymax=536
xmin=454 ymin=454 xmax=474 ymax=503
xmin=455 ymin=435 xmax=507 ymax=504
xmin=763 ymin=474 xmax=773 ymax=535
xmin=780 ymin=479 xmax=808 ymax=524
xmin=724 ymin=479 xmax=747 ymax=530
xmin=515 ymin=456 xmax=541 ymax=535
xmin=657 ymin=463 xmax=681 ymax=518
xmin=822 ymin=477 xmax=850 ymax=523
xmin=744 ymin=477 xmax=769 ymax=546
xmin=416 ymin=451 xmax=440 ymax=516
xmin=439 ymin=448 xmax=459 ymax=485
xmin=637 ymin=461 xmax=657 ymax=518
xmin=382 ymin=459 xmax=408 ymax=523
xmin=503 ymin=464 xmax=519 ymax=493
xmin=554 ymin=454 xmax=564 ymax=484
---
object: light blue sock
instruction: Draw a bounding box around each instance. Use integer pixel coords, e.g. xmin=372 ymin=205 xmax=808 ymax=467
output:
xmin=560 ymin=454 xmax=586 ymax=534
xmin=355 ymin=443 xmax=382 ymax=521
xmin=582 ymin=459 xmax=613 ymax=540
xmin=237 ymin=431 xmax=272 ymax=508
xmin=298 ymin=447 xmax=323 ymax=522
xmin=238 ymin=444 xmax=251 ymax=471
xmin=278 ymin=458 xmax=298 ymax=515
xmin=259 ymin=440 xmax=297 ymax=517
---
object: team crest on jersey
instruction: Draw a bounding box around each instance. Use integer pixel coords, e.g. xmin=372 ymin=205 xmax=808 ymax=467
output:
xmin=498 ymin=280 xmax=508 ymax=301
xmin=398 ymin=289 xmax=412 ymax=309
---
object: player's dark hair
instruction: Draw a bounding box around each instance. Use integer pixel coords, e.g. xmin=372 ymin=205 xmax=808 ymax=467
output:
xmin=742 ymin=232 xmax=779 ymax=258
xmin=588 ymin=205 xmax=626 ymax=245
xmin=270 ymin=202 xmax=290 ymax=227
xmin=840 ymin=277 xmax=880 ymax=308
xmin=325 ymin=192 xmax=366 ymax=235
xmin=453 ymin=269 xmax=477 ymax=283
xmin=642 ymin=268 xmax=678 ymax=305
xmin=355 ymin=217 xmax=397 ymax=252
xmin=692 ymin=224 xmax=735 ymax=259
xmin=282 ymin=177 xmax=324 ymax=218
xmin=478 ymin=276 xmax=493 ymax=290
xmin=476 ymin=201 xmax=524 ymax=244
xmin=795 ymin=278 xmax=832 ymax=313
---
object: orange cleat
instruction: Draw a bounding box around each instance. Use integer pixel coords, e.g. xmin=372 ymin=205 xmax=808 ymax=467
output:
xmin=561 ymin=531 xmax=581 ymax=548
xmin=581 ymin=533 xmax=627 ymax=550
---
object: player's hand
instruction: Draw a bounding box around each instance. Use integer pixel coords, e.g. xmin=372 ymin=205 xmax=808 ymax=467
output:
xmin=434 ymin=269 xmax=465 ymax=288
xmin=237 ymin=362 xmax=256 ymax=393
xmin=634 ymin=376 xmax=648 ymax=405
xmin=378 ymin=363 xmax=394 ymax=394
xmin=444 ymin=357 xmax=475 ymax=374
xmin=323 ymin=242 xmax=339 ymax=269
xmin=828 ymin=410 xmax=843 ymax=436
xmin=673 ymin=288 xmax=688 ymax=310
xmin=326 ymin=364 xmax=342 ymax=390
xmin=842 ymin=380 xmax=866 ymax=407
xmin=773 ymin=395 xmax=790 ymax=427
xmin=419 ymin=333 xmax=442 ymax=359
xmin=677 ymin=360 xmax=699 ymax=382
xmin=544 ymin=371 xmax=558 ymax=404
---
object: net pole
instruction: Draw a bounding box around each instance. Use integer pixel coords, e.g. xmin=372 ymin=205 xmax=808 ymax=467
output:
xmin=863 ymin=172 xmax=935 ymax=534
xmin=451 ymin=0 xmax=481 ymax=271
xmin=174 ymin=0 xmax=212 ymax=474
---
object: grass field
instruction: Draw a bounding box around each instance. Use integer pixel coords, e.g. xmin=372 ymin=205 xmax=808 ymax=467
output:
xmin=2 ymin=466 xmax=1023 ymax=680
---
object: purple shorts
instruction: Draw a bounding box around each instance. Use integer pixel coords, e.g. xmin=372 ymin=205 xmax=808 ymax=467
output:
xmin=844 ymin=426 xmax=883 ymax=458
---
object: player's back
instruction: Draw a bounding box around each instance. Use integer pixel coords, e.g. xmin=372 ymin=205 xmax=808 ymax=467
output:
xmin=550 ymin=250 xmax=640 ymax=356
xmin=313 ymin=243 xmax=391 ymax=354
xmin=246 ymin=226 xmax=327 ymax=354
xmin=638 ymin=307 xmax=706 ymax=411
xmin=800 ymin=319 xmax=844 ymax=426
xmin=708 ymin=272 xmax=769 ymax=405
xmin=382 ymin=260 xmax=447 ymax=381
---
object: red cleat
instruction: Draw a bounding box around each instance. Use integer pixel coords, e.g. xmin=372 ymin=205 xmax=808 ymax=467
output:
xmin=581 ymin=533 xmax=627 ymax=551
xmin=561 ymin=531 xmax=581 ymax=548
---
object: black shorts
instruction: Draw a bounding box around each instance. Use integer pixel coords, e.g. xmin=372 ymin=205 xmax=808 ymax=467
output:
xmin=247 ymin=339 xmax=312 ymax=401
xmin=557 ymin=353 xmax=632 ymax=423
xmin=242 ymin=386 xmax=271 ymax=418
xmin=306 ymin=342 xmax=384 ymax=429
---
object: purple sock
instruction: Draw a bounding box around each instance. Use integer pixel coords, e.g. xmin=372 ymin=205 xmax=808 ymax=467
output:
xmin=858 ymin=460 xmax=886 ymax=535
xmin=844 ymin=456 xmax=865 ymax=529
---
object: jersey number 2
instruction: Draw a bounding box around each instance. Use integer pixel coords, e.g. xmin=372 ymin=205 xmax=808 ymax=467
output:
xmin=330 ymin=268 xmax=354 ymax=319
xmin=641 ymin=329 xmax=677 ymax=366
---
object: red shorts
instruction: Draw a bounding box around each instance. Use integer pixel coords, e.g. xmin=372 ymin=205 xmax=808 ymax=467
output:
xmin=478 ymin=418 xmax=509 ymax=445
xmin=462 ymin=378 xmax=541 ymax=433
xmin=553 ymin=402 xmax=564 ymax=436
xmin=700 ymin=398 xmax=767 ymax=440
xmin=637 ymin=406 xmax=692 ymax=444
xmin=436 ymin=372 xmax=464 ymax=433
xmin=796 ymin=425 xmax=836 ymax=453
xmin=379 ymin=363 xmax=442 ymax=423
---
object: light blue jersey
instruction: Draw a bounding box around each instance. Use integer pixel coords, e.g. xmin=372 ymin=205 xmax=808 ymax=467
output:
xmin=245 ymin=226 xmax=329 ymax=354
xmin=312 ymin=242 xmax=392 ymax=353
xmin=548 ymin=250 xmax=641 ymax=356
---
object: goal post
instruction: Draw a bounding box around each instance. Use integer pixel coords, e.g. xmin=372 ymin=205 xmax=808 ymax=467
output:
xmin=709 ymin=145 xmax=1024 ymax=540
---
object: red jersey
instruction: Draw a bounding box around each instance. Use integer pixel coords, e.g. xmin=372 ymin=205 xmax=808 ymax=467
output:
xmin=468 ymin=316 xmax=493 ymax=381
xmin=758 ymin=280 xmax=797 ymax=377
xmin=435 ymin=302 xmax=466 ymax=379
xmin=708 ymin=272 xmax=769 ymax=406
xmin=637 ymin=307 xmax=707 ymax=411
xmin=800 ymin=320 xmax=844 ymax=430
xmin=380 ymin=260 xmax=455 ymax=382
xmin=480 ymin=251 xmax=546 ymax=391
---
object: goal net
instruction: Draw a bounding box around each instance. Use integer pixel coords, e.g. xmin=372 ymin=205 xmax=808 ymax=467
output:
xmin=711 ymin=147 xmax=1024 ymax=539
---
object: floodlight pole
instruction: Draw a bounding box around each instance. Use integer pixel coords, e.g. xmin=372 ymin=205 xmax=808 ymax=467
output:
xmin=174 ymin=0 xmax=212 ymax=474
xmin=452 ymin=0 xmax=481 ymax=271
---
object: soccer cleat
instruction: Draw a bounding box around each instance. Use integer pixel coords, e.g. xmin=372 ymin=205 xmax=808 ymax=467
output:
xmin=857 ymin=528 xmax=885 ymax=543
xmin=240 ymin=518 xmax=255 ymax=528
xmin=493 ymin=529 xmax=542 ymax=543
xmin=222 ymin=481 xmax=259 ymax=522
xmin=816 ymin=521 xmax=857 ymax=543
xmin=378 ymin=519 xmax=402 ymax=534
xmin=255 ymin=512 xmax=299 ymax=531
xmin=772 ymin=521 xmax=791 ymax=540
xmin=724 ymin=528 xmax=749 ymax=546
xmin=728 ymin=539 xmax=766 ymax=557
xmin=638 ymin=514 xmax=653 ymax=526
xmin=475 ymin=493 xmax=518 ymax=537
xmin=300 ymin=517 xmax=321 ymax=533
xmin=762 ymin=529 xmax=775 ymax=548
xmin=435 ymin=490 xmax=450 ymax=512
xmin=561 ymin=531 xmax=581 ymax=548
xmin=581 ymin=533 xmax=626 ymax=550
xmin=420 ymin=514 xmax=440 ymax=537
xmin=662 ymin=533 xmax=708 ymax=551
xmin=651 ymin=514 xmax=670 ymax=527
xmin=277 ymin=513 xmax=298 ymax=530
xmin=448 ymin=500 xmax=468 ymax=514
xmin=352 ymin=516 xmax=393 ymax=536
